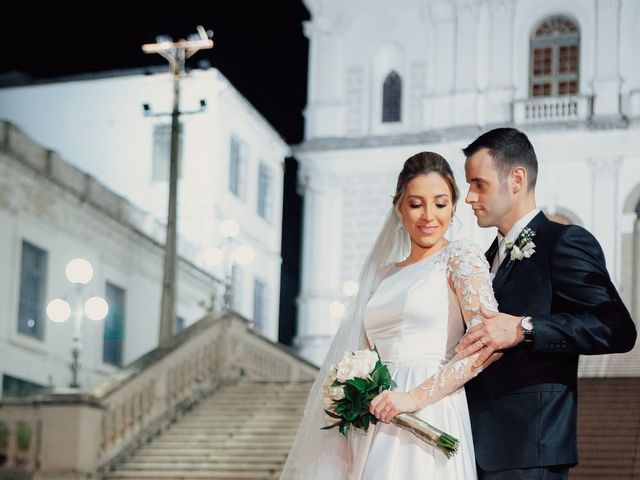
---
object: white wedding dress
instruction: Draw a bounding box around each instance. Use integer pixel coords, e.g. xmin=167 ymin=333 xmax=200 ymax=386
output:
xmin=348 ymin=239 xmax=498 ymax=480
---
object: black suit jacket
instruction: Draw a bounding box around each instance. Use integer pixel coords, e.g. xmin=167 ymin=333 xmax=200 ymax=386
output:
xmin=466 ymin=212 xmax=637 ymax=472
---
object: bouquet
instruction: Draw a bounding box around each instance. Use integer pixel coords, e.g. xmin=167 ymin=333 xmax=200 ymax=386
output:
xmin=322 ymin=347 xmax=459 ymax=458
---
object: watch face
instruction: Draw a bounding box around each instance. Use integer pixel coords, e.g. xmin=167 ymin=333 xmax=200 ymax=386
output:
xmin=521 ymin=317 xmax=533 ymax=331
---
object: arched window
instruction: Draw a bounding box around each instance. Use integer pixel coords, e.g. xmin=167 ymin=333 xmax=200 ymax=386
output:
xmin=382 ymin=71 xmax=402 ymax=123
xmin=530 ymin=16 xmax=580 ymax=97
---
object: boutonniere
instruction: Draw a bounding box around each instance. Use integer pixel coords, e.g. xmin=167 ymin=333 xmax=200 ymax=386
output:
xmin=505 ymin=227 xmax=536 ymax=262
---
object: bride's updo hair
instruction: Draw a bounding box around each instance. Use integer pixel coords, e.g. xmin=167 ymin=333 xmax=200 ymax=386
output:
xmin=392 ymin=151 xmax=459 ymax=209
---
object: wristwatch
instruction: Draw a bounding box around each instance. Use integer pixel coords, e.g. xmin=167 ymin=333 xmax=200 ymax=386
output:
xmin=519 ymin=316 xmax=534 ymax=343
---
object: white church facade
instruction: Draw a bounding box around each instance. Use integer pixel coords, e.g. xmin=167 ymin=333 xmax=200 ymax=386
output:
xmin=0 ymin=66 xmax=289 ymax=343
xmin=296 ymin=0 xmax=640 ymax=364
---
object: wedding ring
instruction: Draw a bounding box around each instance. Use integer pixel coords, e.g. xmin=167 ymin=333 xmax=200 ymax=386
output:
xmin=480 ymin=338 xmax=486 ymax=347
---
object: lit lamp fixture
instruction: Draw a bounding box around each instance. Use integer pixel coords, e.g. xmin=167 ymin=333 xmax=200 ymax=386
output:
xmin=202 ymin=219 xmax=255 ymax=311
xmin=329 ymin=300 xmax=346 ymax=318
xmin=328 ymin=281 xmax=360 ymax=322
xmin=46 ymin=258 xmax=108 ymax=389
xmin=343 ymin=281 xmax=359 ymax=297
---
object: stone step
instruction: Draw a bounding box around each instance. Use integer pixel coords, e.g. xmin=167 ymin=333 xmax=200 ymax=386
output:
xmin=161 ymin=430 xmax=296 ymax=437
xmin=186 ymin=412 xmax=303 ymax=419
xmin=178 ymin=416 xmax=303 ymax=423
xmin=147 ymin=440 xmax=294 ymax=448
xmin=129 ymin=454 xmax=286 ymax=463
xmin=152 ymin=439 xmax=294 ymax=447
xmin=135 ymin=447 xmax=288 ymax=456
xmin=203 ymin=395 xmax=307 ymax=401
xmin=187 ymin=405 xmax=304 ymax=411
xmin=168 ymin=426 xmax=299 ymax=433
xmin=170 ymin=420 xmax=301 ymax=428
xmin=158 ymin=434 xmax=296 ymax=442
xmin=113 ymin=462 xmax=282 ymax=471
xmin=163 ymin=430 xmax=297 ymax=437
xmin=104 ymin=471 xmax=280 ymax=479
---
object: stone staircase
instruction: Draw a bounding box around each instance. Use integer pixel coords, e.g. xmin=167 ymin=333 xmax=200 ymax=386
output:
xmin=103 ymin=380 xmax=312 ymax=480
xmin=0 ymin=313 xmax=318 ymax=479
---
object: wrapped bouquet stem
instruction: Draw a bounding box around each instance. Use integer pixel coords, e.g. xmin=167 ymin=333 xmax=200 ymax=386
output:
xmin=392 ymin=412 xmax=459 ymax=457
xmin=322 ymin=347 xmax=460 ymax=458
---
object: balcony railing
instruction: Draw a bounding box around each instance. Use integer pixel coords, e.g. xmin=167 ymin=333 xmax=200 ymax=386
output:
xmin=513 ymin=95 xmax=592 ymax=124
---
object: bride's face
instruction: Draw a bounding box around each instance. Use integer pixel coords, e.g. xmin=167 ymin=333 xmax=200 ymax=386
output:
xmin=398 ymin=173 xmax=454 ymax=253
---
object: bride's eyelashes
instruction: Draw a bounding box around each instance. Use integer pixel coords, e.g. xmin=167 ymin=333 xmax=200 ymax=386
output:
xmin=408 ymin=203 xmax=449 ymax=209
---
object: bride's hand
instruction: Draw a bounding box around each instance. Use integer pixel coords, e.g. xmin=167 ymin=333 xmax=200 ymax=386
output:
xmin=369 ymin=390 xmax=420 ymax=424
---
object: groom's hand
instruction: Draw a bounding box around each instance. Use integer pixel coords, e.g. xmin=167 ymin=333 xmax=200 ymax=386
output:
xmin=455 ymin=304 xmax=525 ymax=367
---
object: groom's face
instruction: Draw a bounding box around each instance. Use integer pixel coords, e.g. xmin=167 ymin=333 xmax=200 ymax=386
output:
xmin=464 ymin=148 xmax=513 ymax=230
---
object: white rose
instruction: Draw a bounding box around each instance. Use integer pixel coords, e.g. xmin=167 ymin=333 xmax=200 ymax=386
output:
xmin=336 ymin=357 xmax=358 ymax=382
xmin=329 ymin=386 xmax=345 ymax=400
xmin=522 ymin=242 xmax=536 ymax=258
xmin=510 ymin=245 xmax=524 ymax=261
xmin=335 ymin=349 xmax=380 ymax=382
xmin=353 ymin=349 xmax=378 ymax=374
xmin=325 ymin=365 xmax=337 ymax=388
xmin=351 ymin=357 xmax=370 ymax=378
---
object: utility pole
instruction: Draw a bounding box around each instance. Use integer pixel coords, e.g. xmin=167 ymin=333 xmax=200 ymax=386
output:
xmin=142 ymin=26 xmax=213 ymax=346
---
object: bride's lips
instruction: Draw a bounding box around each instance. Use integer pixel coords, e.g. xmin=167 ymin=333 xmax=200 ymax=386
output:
xmin=418 ymin=225 xmax=439 ymax=234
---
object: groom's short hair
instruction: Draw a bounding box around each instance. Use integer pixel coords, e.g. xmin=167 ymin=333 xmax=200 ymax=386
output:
xmin=463 ymin=128 xmax=538 ymax=189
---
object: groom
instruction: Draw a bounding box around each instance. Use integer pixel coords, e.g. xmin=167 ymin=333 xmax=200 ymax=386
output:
xmin=457 ymin=128 xmax=637 ymax=480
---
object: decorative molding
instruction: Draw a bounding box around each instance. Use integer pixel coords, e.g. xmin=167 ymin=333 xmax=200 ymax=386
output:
xmin=409 ymin=62 xmax=428 ymax=130
xmin=597 ymin=0 xmax=621 ymax=11
xmin=430 ymin=2 xmax=455 ymax=22
xmin=455 ymin=0 xmax=481 ymax=18
xmin=588 ymin=157 xmax=622 ymax=177
xmin=489 ymin=0 xmax=515 ymax=12
xmin=312 ymin=12 xmax=351 ymax=35
xmin=346 ymin=66 xmax=365 ymax=136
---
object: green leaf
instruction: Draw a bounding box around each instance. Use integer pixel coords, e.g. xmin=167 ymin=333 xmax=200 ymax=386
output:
xmin=346 ymin=377 xmax=368 ymax=393
xmin=324 ymin=409 xmax=342 ymax=420
xmin=361 ymin=415 xmax=370 ymax=431
xmin=344 ymin=411 xmax=358 ymax=422
xmin=321 ymin=422 xmax=341 ymax=431
xmin=343 ymin=386 xmax=353 ymax=401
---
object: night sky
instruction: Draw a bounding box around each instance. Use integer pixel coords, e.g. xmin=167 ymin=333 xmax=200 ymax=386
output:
xmin=0 ymin=2 xmax=310 ymax=345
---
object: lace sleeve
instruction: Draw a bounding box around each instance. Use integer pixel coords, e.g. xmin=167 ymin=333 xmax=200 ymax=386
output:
xmin=411 ymin=240 xmax=499 ymax=407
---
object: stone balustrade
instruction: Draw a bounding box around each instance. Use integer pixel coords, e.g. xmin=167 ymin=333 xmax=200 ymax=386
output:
xmin=513 ymin=95 xmax=592 ymax=124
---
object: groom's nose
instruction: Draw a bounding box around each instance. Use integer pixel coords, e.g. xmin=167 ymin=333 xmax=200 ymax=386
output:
xmin=465 ymin=189 xmax=477 ymax=204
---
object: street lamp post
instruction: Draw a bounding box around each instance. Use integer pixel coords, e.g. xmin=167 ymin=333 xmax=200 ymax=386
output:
xmin=142 ymin=26 xmax=213 ymax=346
xmin=47 ymin=258 xmax=108 ymax=389
xmin=202 ymin=219 xmax=255 ymax=311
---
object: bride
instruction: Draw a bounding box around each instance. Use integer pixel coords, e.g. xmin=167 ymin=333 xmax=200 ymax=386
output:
xmin=282 ymin=152 xmax=502 ymax=479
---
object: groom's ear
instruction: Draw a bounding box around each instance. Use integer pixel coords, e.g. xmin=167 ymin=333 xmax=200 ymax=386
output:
xmin=511 ymin=166 xmax=527 ymax=193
